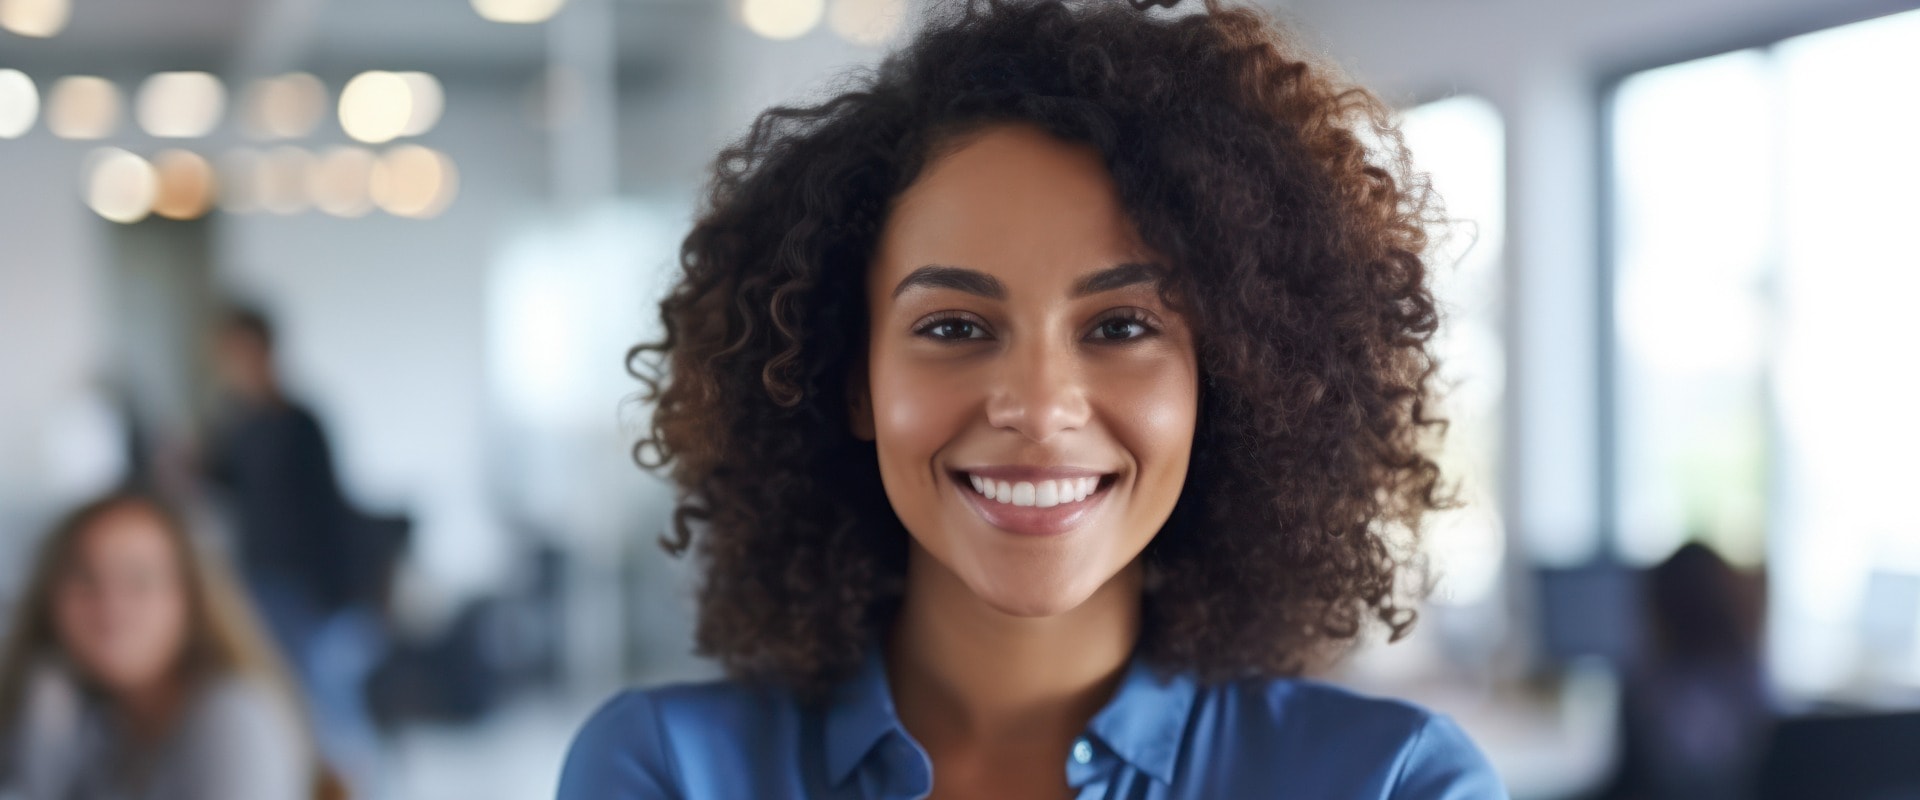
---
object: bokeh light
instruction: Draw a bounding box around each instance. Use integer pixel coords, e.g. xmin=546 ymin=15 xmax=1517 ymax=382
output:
xmin=82 ymin=147 xmax=157 ymax=224
xmin=46 ymin=76 xmax=121 ymax=140
xmin=311 ymin=146 xmax=378 ymax=218
xmin=339 ymin=71 xmax=412 ymax=144
xmin=0 ymin=0 xmax=70 ymax=38
xmin=828 ymin=0 xmax=903 ymax=46
xmin=471 ymin=0 xmax=566 ymax=24
xmin=396 ymin=72 xmax=444 ymax=137
xmin=741 ymin=0 xmax=823 ymax=40
xmin=136 ymin=72 xmax=227 ymax=138
xmin=0 ymin=69 xmax=37 ymax=139
xmin=242 ymin=72 xmax=327 ymax=139
xmin=217 ymin=149 xmax=263 ymax=214
xmin=259 ymin=146 xmax=316 ymax=215
xmin=370 ymin=144 xmax=458 ymax=219
xmin=150 ymin=149 xmax=216 ymax=220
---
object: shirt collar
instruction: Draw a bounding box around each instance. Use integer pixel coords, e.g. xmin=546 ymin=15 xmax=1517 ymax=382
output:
xmin=1084 ymin=653 xmax=1197 ymax=784
xmin=822 ymin=643 xmax=1199 ymax=786
xmin=824 ymin=645 xmax=902 ymax=786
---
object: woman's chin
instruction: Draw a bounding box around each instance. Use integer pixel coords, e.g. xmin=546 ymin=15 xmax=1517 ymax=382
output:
xmin=965 ymin=572 xmax=1107 ymax=619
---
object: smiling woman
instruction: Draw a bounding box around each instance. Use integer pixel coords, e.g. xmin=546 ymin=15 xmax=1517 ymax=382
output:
xmin=558 ymin=0 xmax=1504 ymax=798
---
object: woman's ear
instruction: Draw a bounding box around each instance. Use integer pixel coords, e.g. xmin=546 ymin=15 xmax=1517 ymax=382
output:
xmin=848 ymin=358 xmax=876 ymax=442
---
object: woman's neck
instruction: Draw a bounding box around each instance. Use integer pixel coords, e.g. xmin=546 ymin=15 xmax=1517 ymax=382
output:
xmin=886 ymin=544 xmax=1142 ymax=750
xmin=113 ymin=672 xmax=189 ymax=746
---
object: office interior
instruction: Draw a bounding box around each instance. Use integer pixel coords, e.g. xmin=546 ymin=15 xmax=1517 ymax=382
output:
xmin=2 ymin=0 xmax=1918 ymax=797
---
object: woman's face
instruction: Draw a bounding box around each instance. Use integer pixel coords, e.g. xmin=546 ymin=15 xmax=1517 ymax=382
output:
xmin=859 ymin=123 xmax=1199 ymax=617
xmin=53 ymin=504 xmax=192 ymax=694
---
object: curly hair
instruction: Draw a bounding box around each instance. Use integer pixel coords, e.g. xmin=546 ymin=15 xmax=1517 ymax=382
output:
xmin=630 ymin=0 xmax=1454 ymax=698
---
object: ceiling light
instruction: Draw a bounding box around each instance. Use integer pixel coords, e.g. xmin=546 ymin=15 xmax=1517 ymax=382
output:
xmin=339 ymin=71 xmax=411 ymax=144
xmin=83 ymin=147 xmax=157 ymax=224
xmin=47 ymin=76 xmax=120 ymax=140
xmin=371 ymin=145 xmax=457 ymax=219
xmin=311 ymin=146 xmax=377 ymax=218
xmin=259 ymin=146 xmax=315 ymax=214
xmin=136 ymin=72 xmax=226 ymax=138
xmin=741 ymin=0 xmax=823 ymax=40
xmin=0 ymin=0 xmax=71 ymax=38
xmin=0 ymin=69 xmax=37 ymax=139
xmin=218 ymin=149 xmax=263 ymax=214
xmin=828 ymin=0 xmax=903 ymax=46
xmin=151 ymin=149 xmax=215 ymax=220
xmin=395 ymin=72 xmax=443 ymax=137
xmin=243 ymin=72 xmax=326 ymax=139
xmin=472 ymin=0 xmax=566 ymax=24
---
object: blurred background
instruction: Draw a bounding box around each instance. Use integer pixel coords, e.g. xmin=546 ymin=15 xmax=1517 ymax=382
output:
xmin=1 ymin=0 xmax=1917 ymax=797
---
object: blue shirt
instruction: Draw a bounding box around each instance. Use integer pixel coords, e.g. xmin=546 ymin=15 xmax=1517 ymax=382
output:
xmin=558 ymin=646 xmax=1508 ymax=799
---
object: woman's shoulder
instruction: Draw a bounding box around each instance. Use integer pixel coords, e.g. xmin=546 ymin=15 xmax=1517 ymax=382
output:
xmin=580 ymin=675 xmax=799 ymax=734
xmin=1224 ymin=674 xmax=1436 ymax=735
xmin=558 ymin=676 xmax=804 ymax=800
xmin=1199 ymin=675 xmax=1507 ymax=799
xmin=173 ymin=673 xmax=311 ymax=770
xmin=184 ymin=673 xmax=299 ymax=731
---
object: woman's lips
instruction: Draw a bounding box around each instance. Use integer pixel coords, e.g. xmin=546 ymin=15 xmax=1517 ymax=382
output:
xmin=950 ymin=470 xmax=1116 ymax=536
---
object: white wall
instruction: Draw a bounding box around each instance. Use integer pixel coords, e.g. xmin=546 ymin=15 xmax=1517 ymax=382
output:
xmin=0 ymin=113 xmax=114 ymax=560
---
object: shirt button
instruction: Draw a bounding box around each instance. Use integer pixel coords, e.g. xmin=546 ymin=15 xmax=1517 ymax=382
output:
xmin=1071 ymin=737 xmax=1093 ymax=765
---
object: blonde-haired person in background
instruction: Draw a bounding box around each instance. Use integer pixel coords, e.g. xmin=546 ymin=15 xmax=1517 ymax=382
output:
xmin=0 ymin=491 xmax=340 ymax=800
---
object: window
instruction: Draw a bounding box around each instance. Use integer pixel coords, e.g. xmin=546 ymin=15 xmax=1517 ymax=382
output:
xmin=1608 ymin=8 xmax=1920 ymax=703
xmin=1402 ymin=96 xmax=1508 ymax=614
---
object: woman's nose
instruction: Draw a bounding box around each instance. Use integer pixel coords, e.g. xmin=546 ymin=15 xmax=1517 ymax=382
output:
xmin=983 ymin=337 xmax=1091 ymax=442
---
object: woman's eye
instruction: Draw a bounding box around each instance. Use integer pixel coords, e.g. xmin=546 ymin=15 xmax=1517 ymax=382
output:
xmin=1090 ymin=316 xmax=1152 ymax=342
xmin=918 ymin=318 xmax=987 ymax=341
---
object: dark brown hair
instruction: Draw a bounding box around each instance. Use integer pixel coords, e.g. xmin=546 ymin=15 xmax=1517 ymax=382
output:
xmin=631 ymin=0 xmax=1453 ymax=697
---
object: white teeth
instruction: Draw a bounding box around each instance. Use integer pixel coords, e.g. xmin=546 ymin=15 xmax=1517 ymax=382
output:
xmin=1035 ymin=481 xmax=1059 ymax=508
xmin=966 ymin=474 xmax=1104 ymax=507
xmin=1011 ymin=482 xmax=1035 ymax=506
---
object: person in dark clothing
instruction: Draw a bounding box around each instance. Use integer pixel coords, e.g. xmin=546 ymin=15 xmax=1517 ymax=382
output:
xmin=203 ymin=307 xmax=387 ymax=798
xmin=206 ymin=312 xmax=355 ymax=619
xmin=1603 ymin=542 xmax=1772 ymax=800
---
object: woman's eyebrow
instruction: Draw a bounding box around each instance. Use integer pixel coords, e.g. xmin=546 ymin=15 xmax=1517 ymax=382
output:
xmin=1070 ymin=262 xmax=1162 ymax=297
xmin=890 ymin=261 xmax=1163 ymax=300
xmin=892 ymin=265 xmax=1005 ymax=299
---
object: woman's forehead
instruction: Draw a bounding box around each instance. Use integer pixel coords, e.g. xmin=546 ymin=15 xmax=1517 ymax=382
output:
xmin=75 ymin=505 xmax=175 ymax=562
xmin=870 ymin=124 xmax=1158 ymax=298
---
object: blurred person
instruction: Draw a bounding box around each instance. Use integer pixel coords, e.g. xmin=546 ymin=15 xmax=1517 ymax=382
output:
xmin=203 ymin=307 xmax=388 ymax=797
xmin=559 ymin=0 xmax=1506 ymax=797
xmin=0 ymin=491 xmax=337 ymax=800
xmin=205 ymin=307 xmax=357 ymax=630
xmin=1602 ymin=542 xmax=1771 ymax=800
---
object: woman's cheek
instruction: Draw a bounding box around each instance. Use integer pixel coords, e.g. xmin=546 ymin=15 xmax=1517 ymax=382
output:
xmin=871 ymin=358 xmax=973 ymax=466
xmin=1109 ymin=349 xmax=1197 ymax=427
xmin=1104 ymin=353 xmax=1198 ymax=504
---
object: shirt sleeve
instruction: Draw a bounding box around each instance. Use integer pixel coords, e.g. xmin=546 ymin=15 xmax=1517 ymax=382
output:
xmin=175 ymin=679 xmax=313 ymax=800
xmin=1 ymin=661 xmax=87 ymax=799
xmin=1388 ymin=713 xmax=1510 ymax=800
xmin=557 ymin=690 xmax=683 ymax=800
